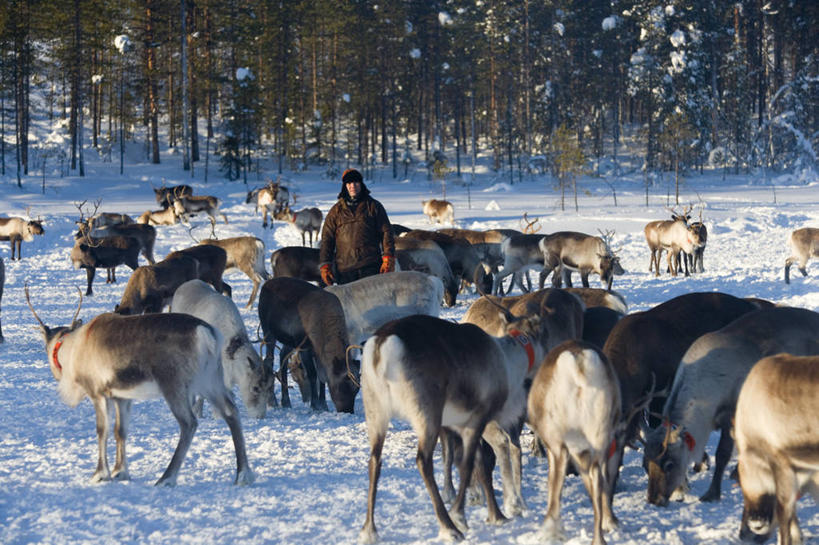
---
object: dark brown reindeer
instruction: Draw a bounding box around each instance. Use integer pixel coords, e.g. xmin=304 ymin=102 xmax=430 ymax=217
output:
xmin=602 ymin=292 xmax=763 ymax=500
xmin=784 ymin=227 xmax=819 ymax=284
xmin=401 ymin=229 xmax=491 ymax=294
xmin=359 ymin=306 xmax=545 ymax=543
xmin=70 ymin=235 xmax=141 ymax=296
xmin=0 ymin=215 xmax=45 ymax=260
xmin=115 ymin=254 xmax=199 ymax=315
xmin=270 ymin=246 xmax=324 ymax=286
xmin=25 ymin=285 xmax=253 ymax=486
xmin=152 ymin=181 xmax=193 ymax=209
xmin=258 ymin=277 xmax=357 ymax=413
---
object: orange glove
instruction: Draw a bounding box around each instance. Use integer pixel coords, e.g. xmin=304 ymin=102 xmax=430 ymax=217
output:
xmin=320 ymin=264 xmax=335 ymax=285
xmin=380 ymin=255 xmax=395 ymax=274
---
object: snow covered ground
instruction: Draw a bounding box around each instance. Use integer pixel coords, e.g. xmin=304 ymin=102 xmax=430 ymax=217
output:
xmin=0 ymin=154 xmax=817 ymax=545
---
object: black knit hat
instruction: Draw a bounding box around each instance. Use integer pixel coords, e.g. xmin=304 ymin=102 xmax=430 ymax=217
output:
xmin=342 ymin=169 xmax=363 ymax=184
xmin=338 ymin=168 xmax=369 ymax=199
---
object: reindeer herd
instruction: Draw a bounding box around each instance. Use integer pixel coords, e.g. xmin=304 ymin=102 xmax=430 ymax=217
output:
xmin=2 ymin=182 xmax=818 ymax=545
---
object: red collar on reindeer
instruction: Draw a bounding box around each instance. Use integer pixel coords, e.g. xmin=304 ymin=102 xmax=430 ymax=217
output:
xmin=508 ymin=329 xmax=535 ymax=372
xmin=51 ymin=333 xmax=68 ymax=371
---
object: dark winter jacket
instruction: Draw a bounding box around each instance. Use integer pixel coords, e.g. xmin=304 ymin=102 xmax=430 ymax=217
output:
xmin=319 ymin=182 xmax=395 ymax=274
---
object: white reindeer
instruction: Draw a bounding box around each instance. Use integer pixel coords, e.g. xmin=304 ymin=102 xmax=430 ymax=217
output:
xmin=25 ymin=286 xmax=254 ymax=486
xmin=171 ymin=280 xmax=275 ymax=418
xmin=528 ymin=340 xmax=621 ymax=545
xmin=359 ymin=307 xmax=544 ymax=543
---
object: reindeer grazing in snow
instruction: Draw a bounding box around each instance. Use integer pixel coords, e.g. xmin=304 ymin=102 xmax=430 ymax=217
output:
xmin=491 ymin=233 xmax=546 ymax=295
xmin=25 ymin=286 xmax=254 ymax=486
xmin=422 ymin=199 xmax=455 ymax=225
xmin=394 ymin=237 xmax=459 ymax=307
xmin=784 ymin=227 xmax=819 ymax=284
xmin=270 ymin=246 xmax=324 ymax=286
xmin=359 ymin=306 xmax=544 ymax=543
xmin=735 ymin=354 xmax=819 ymax=545
xmin=115 ymin=254 xmax=199 ymax=315
xmin=171 ymin=280 xmax=274 ymax=418
xmin=137 ymin=207 xmax=178 ymax=226
xmin=258 ymin=277 xmax=357 ymax=413
xmin=173 ymin=193 xmax=228 ymax=226
xmin=602 ymin=292 xmax=763 ymax=500
xmin=0 ymin=216 xmax=45 ymax=260
xmin=642 ymin=307 xmax=819 ymax=507
xmin=528 ymin=340 xmax=622 ymax=545
xmin=273 ymin=206 xmax=323 ymax=247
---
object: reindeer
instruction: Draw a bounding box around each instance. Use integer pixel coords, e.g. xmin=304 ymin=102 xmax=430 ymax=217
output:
xmin=457 ymin=288 xmax=584 ymax=515
xmin=539 ymin=230 xmax=624 ymax=290
xmin=602 ymin=292 xmax=763 ymax=500
xmin=115 ymin=254 xmax=199 ymax=315
xmin=166 ymin=244 xmax=229 ymax=296
xmin=401 ymin=230 xmax=491 ymax=294
xmin=784 ymin=227 xmax=819 ymax=284
xmin=258 ymin=277 xmax=357 ymax=413
xmin=25 ymin=286 xmax=253 ymax=486
xmin=436 ymin=228 xmax=511 ymax=275
xmin=642 ymin=307 xmax=819 ymax=507
xmin=173 ymin=193 xmax=228 ymax=226
xmin=528 ymin=340 xmax=621 ymax=545
xmin=491 ymin=233 xmax=546 ymax=295
xmin=421 ymin=199 xmax=454 ymax=225
xmin=678 ymin=219 xmax=707 ymax=274
xmin=137 ymin=207 xmax=178 ymax=226
xmin=394 ymin=237 xmax=459 ymax=307
xmin=644 ymin=207 xmax=703 ymax=277
xmin=200 ymin=237 xmax=269 ymax=308
xmin=171 ymin=280 xmax=275 ymax=418
xmin=270 ymin=246 xmax=324 ymax=286
xmin=273 ymin=206 xmax=323 ymax=247
xmin=76 ymin=220 xmax=157 ymax=266
xmin=564 ymin=287 xmax=628 ymax=314
xmin=0 ymin=216 xmax=45 ymax=260
xmin=70 ymin=235 xmax=141 ymax=295
xmin=152 ymin=182 xmax=193 ymax=209
xmin=359 ymin=309 xmax=544 ymax=543
xmin=246 ymin=180 xmax=290 ymax=227
xmin=735 ymin=354 xmax=819 ymax=545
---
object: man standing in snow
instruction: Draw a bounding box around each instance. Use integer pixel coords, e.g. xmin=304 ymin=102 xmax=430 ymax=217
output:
xmin=319 ymin=168 xmax=395 ymax=285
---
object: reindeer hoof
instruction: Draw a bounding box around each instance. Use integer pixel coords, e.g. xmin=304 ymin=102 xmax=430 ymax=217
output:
xmin=90 ymin=471 xmax=111 ymax=483
xmin=448 ymin=510 xmax=468 ymax=533
xmin=541 ymin=518 xmax=566 ymax=542
xmin=112 ymin=469 xmax=131 ymax=481
xmin=154 ymin=477 xmax=177 ymax=487
xmin=234 ymin=468 xmax=255 ymax=486
xmin=437 ymin=526 xmax=464 ymax=542
xmin=359 ymin=525 xmax=379 ymax=544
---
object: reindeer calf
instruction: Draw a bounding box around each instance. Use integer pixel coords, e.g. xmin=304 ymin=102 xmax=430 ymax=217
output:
xmin=528 ymin=340 xmax=621 ymax=545
xmin=26 ymin=288 xmax=253 ymax=486
xmin=784 ymin=227 xmax=819 ymax=284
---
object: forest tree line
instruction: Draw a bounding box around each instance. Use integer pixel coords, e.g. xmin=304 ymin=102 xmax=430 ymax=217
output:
xmin=0 ymin=0 xmax=816 ymax=185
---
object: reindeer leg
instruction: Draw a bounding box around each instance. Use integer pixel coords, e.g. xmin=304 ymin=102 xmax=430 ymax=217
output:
xmin=542 ymin=445 xmax=568 ymax=541
xmin=207 ymin=389 xmax=254 ymax=486
xmin=155 ymin=390 xmax=198 ymax=487
xmin=85 ymin=267 xmax=95 ymax=296
xmin=439 ymin=429 xmax=458 ymax=504
xmin=111 ymin=399 xmax=132 ymax=481
xmin=419 ymin=425 xmax=463 ymax=541
xmin=278 ymin=346 xmax=293 ymax=408
xmin=90 ymin=396 xmax=112 ymax=483
xmin=482 ymin=421 xmax=524 ymax=517
xmin=700 ymin=426 xmax=733 ymax=502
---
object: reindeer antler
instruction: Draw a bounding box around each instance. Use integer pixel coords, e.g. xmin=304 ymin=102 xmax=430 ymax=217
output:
xmin=521 ymin=212 xmax=541 ymax=234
